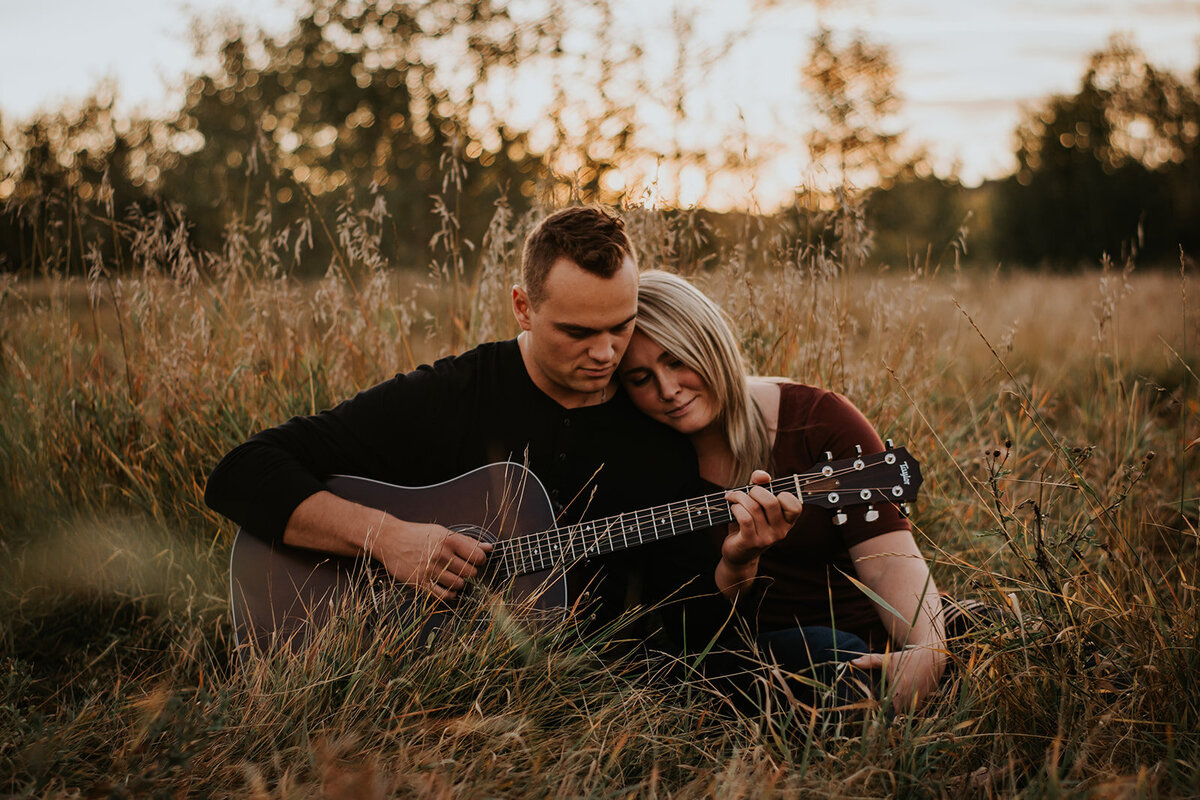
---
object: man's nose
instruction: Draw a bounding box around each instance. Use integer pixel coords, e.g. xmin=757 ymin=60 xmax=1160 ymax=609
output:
xmin=588 ymin=336 xmax=617 ymax=364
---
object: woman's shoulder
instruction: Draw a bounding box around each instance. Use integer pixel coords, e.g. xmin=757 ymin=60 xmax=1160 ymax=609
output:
xmin=748 ymin=378 xmax=834 ymax=419
xmin=750 ymin=380 xmax=882 ymax=451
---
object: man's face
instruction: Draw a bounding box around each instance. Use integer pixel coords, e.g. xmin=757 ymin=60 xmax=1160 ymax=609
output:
xmin=512 ymin=256 xmax=639 ymax=408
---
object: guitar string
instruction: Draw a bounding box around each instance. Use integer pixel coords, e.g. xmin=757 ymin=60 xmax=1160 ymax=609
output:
xmin=496 ymin=461 xmax=910 ymax=578
xmin=491 ymin=488 xmax=913 ymax=582
xmin=492 ymin=457 xmax=916 ymax=580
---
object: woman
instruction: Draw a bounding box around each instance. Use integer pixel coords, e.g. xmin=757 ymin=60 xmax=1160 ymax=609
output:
xmin=619 ymin=270 xmax=947 ymax=710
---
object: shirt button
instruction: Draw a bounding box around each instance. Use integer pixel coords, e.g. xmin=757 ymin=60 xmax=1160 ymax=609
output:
xmin=562 ymin=418 xmax=571 ymax=428
xmin=558 ymin=453 xmax=567 ymax=462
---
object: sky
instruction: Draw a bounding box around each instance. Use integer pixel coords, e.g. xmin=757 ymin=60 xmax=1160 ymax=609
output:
xmin=2 ymin=0 xmax=1199 ymax=205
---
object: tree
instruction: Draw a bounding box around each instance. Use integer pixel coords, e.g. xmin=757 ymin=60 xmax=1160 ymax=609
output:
xmin=997 ymin=37 xmax=1200 ymax=266
xmin=802 ymin=26 xmax=906 ymax=191
xmin=158 ymin=0 xmax=551 ymax=272
xmin=0 ymin=90 xmax=162 ymax=274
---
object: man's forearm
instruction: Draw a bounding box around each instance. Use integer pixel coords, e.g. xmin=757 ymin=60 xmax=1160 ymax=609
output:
xmin=283 ymin=490 xmax=385 ymax=557
xmin=282 ymin=490 xmax=491 ymax=602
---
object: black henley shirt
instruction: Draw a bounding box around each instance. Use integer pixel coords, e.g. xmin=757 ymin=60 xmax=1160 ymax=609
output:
xmin=205 ymin=338 xmax=720 ymax=628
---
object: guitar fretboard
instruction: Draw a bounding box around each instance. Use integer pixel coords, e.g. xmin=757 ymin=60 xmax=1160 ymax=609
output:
xmin=488 ymin=467 xmax=893 ymax=580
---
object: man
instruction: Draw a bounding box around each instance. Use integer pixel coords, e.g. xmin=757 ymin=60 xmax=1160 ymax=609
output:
xmin=207 ymin=206 xmax=793 ymax=634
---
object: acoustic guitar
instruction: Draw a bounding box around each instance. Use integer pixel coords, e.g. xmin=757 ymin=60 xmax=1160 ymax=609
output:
xmin=229 ymin=445 xmax=922 ymax=653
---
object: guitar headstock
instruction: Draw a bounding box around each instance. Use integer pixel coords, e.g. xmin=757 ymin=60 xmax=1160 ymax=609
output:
xmin=795 ymin=443 xmax=922 ymax=522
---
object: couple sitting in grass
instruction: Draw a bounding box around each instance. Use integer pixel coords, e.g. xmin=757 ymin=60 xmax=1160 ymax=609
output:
xmin=207 ymin=205 xmax=975 ymax=712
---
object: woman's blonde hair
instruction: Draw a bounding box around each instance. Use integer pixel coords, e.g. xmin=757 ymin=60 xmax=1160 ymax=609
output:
xmin=634 ymin=270 xmax=771 ymax=487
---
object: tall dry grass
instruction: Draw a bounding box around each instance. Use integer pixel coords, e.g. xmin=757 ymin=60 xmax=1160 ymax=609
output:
xmin=1 ymin=188 xmax=1198 ymax=797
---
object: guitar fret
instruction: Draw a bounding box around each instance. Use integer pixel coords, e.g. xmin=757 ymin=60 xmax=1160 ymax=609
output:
xmin=591 ymin=521 xmax=602 ymax=557
xmin=498 ymin=543 xmax=511 ymax=580
xmin=573 ymin=523 xmax=586 ymax=561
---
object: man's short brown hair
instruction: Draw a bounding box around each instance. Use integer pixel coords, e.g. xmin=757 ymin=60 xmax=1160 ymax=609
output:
xmin=522 ymin=207 xmax=636 ymax=306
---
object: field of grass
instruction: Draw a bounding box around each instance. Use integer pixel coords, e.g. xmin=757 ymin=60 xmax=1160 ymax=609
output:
xmin=1 ymin=201 xmax=1197 ymax=797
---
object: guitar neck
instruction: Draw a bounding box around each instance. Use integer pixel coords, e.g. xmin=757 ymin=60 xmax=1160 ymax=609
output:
xmin=492 ymin=474 xmax=808 ymax=580
xmin=490 ymin=445 xmax=920 ymax=580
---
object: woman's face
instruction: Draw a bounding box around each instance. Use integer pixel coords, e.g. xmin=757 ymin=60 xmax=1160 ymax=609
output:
xmin=619 ymin=330 xmax=719 ymax=435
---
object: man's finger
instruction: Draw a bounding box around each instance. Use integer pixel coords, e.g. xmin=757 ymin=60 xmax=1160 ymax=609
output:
xmin=447 ymin=534 xmax=491 ymax=564
xmin=445 ymin=554 xmax=480 ymax=581
xmin=433 ymin=566 xmax=467 ymax=590
xmin=425 ymin=580 xmax=456 ymax=602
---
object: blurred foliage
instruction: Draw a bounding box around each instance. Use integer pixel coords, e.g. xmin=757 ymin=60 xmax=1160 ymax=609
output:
xmin=1 ymin=0 xmax=553 ymax=276
xmin=862 ymin=38 xmax=1200 ymax=271
xmin=159 ymin=0 xmax=552 ymax=268
xmin=803 ymin=26 xmax=908 ymax=191
xmin=1 ymin=14 xmax=1199 ymax=274
xmin=994 ymin=36 xmax=1200 ymax=267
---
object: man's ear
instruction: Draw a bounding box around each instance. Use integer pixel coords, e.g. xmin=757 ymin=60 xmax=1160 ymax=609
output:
xmin=512 ymin=285 xmax=533 ymax=331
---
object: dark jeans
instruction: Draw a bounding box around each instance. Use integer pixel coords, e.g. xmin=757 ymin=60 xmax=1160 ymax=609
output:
xmin=667 ymin=625 xmax=870 ymax=712
xmin=752 ymin=626 xmax=872 ymax=708
xmin=758 ymin=625 xmax=869 ymax=671
xmin=692 ymin=598 xmax=1010 ymax=713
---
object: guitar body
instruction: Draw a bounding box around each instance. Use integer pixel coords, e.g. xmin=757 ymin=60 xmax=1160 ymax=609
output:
xmin=228 ymin=446 xmax=923 ymax=658
xmin=229 ymin=461 xmax=561 ymax=654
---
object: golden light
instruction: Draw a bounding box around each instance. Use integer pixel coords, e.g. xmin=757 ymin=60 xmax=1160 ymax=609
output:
xmin=677 ymin=165 xmax=708 ymax=208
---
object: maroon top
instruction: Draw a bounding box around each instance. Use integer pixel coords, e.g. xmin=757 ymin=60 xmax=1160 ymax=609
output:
xmin=748 ymin=382 xmax=911 ymax=647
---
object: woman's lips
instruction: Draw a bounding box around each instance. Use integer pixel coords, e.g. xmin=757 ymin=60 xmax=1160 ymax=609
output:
xmin=666 ymin=397 xmax=694 ymax=418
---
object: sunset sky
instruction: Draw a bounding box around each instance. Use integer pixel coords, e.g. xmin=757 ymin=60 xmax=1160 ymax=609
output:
xmin=2 ymin=0 xmax=1198 ymax=206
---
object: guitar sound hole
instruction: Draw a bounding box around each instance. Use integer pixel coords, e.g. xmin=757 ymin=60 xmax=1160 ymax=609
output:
xmin=449 ymin=524 xmax=497 ymax=544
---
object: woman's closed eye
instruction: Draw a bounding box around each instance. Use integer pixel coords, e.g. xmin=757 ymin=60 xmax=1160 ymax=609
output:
xmin=624 ymin=372 xmax=651 ymax=387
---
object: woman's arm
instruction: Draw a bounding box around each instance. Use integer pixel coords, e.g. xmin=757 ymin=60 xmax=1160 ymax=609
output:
xmin=846 ymin=529 xmax=947 ymax=710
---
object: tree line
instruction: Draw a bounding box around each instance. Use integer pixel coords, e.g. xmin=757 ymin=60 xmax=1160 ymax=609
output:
xmin=870 ymin=36 xmax=1200 ymax=269
xmin=1 ymin=0 xmax=1197 ymax=276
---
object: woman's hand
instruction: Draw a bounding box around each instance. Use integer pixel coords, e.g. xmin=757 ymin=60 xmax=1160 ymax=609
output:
xmin=715 ymin=470 xmax=802 ymax=599
xmin=722 ymin=469 xmax=803 ymax=564
xmin=849 ymin=647 xmax=945 ymax=711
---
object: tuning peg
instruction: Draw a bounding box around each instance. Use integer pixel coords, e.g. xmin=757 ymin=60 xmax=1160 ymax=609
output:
xmin=825 ymin=450 xmax=834 ymax=461
xmin=864 ymin=505 xmax=879 ymax=523
xmin=833 ymin=510 xmax=848 ymax=526
xmin=886 ymin=438 xmax=895 ymax=449
xmin=900 ymin=503 xmax=913 ymax=517
xmin=855 ymin=444 xmax=863 ymax=455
